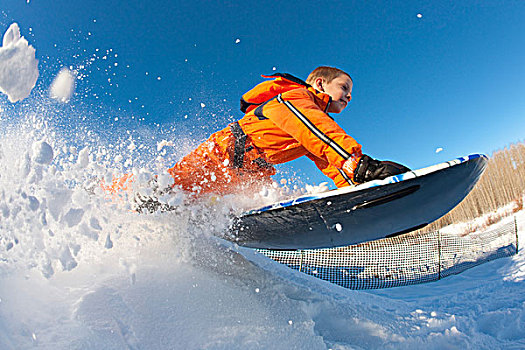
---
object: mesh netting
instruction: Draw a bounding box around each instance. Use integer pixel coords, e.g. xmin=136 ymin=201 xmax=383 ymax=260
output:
xmin=258 ymin=219 xmax=518 ymax=290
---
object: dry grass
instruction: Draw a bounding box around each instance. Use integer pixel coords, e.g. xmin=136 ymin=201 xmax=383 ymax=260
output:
xmin=417 ymin=141 xmax=525 ymax=234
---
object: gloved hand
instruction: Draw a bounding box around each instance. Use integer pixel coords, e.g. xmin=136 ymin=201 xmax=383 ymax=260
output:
xmin=353 ymin=154 xmax=410 ymax=184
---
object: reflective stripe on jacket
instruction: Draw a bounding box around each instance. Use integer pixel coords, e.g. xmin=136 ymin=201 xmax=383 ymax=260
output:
xmin=237 ymin=74 xmax=362 ymax=187
xmin=166 ymin=73 xmax=363 ymax=195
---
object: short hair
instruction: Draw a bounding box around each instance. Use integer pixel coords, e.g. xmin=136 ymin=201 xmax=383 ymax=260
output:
xmin=306 ymin=66 xmax=353 ymax=85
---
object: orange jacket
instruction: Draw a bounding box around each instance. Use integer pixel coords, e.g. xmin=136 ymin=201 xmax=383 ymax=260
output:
xmin=109 ymin=73 xmax=363 ymax=197
xmin=237 ymin=73 xmax=362 ymax=187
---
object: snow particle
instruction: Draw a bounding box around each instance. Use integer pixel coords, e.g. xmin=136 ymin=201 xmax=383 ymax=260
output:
xmin=435 ymin=147 xmax=443 ymax=154
xmin=49 ymin=68 xmax=77 ymax=103
xmin=417 ymin=13 xmax=423 ymax=18
xmin=200 ymin=103 xmax=206 ymax=108
xmin=77 ymin=147 xmax=90 ymax=168
xmin=235 ymin=38 xmax=241 ymax=44
xmin=32 ymin=141 xmax=54 ymax=164
xmin=448 ymin=326 xmax=460 ymax=335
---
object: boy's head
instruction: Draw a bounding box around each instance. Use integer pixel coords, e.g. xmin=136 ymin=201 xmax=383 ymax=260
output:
xmin=306 ymin=66 xmax=353 ymax=114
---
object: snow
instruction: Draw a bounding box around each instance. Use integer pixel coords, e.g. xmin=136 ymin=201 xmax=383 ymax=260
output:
xmin=49 ymin=67 xmax=76 ymax=103
xmin=157 ymin=139 xmax=175 ymax=151
xmin=1 ymin=115 xmax=523 ymax=349
xmin=439 ymin=201 xmax=521 ymax=235
xmin=0 ymin=23 xmax=39 ymax=103
xmin=31 ymin=140 xmax=54 ymax=164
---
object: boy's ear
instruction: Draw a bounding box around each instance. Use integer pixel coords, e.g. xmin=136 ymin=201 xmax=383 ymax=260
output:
xmin=313 ymin=77 xmax=325 ymax=92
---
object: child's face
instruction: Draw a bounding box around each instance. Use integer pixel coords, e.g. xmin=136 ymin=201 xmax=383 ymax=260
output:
xmin=317 ymin=75 xmax=353 ymax=114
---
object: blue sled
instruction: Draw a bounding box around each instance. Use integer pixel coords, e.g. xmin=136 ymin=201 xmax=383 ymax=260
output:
xmin=226 ymin=154 xmax=488 ymax=250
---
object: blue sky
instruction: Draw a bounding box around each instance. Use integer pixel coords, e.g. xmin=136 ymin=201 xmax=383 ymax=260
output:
xmin=2 ymin=1 xmax=525 ymax=186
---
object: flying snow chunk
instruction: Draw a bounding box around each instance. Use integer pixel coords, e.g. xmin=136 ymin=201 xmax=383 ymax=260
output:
xmin=157 ymin=140 xmax=175 ymax=151
xmin=435 ymin=147 xmax=443 ymax=154
xmin=76 ymin=147 xmax=90 ymax=168
xmin=235 ymin=38 xmax=241 ymax=44
xmin=417 ymin=13 xmax=423 ymax=18
xmin=0 ymin=23 xmax=39 ymax=103
xmin=50 ymin=68 xmax=76 ymax=103
xmin=32 ymin=141 xmax=54 ymax=165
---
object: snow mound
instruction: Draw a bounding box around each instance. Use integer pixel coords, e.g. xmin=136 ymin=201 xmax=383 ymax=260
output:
xmin=0 ymin=23 xmax=39 ymax=103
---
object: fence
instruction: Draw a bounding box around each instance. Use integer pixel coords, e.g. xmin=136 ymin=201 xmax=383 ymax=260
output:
xmin=258 ymin=218 xmax=519 ymax=290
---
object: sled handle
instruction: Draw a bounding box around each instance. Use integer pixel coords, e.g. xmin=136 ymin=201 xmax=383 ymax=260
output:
xmin=351 ymin=185 xmax=420 ymax=211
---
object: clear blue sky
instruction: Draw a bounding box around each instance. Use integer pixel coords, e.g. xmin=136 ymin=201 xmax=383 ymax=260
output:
xmin=2 ymin=1 xmax=525 ymax=186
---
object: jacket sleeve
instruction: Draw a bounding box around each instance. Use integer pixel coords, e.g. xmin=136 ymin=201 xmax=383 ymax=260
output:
xmin=263 ymin=88 xmax=362 ymax=177
xmin=306 ymin=153 xmax=353 ymax=188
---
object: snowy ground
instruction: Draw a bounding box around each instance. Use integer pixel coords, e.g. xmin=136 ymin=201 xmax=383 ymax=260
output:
xmin=1 ymin=213 xmax=523 ymax=350
xmin=0 ymin=119 xmax=523 ymax=349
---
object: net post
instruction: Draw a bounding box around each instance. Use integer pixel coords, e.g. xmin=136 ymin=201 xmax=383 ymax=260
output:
xmin=515 ymin=216 xmax=519 ymax=254
xmin=299 ymin=250 xmax=304 ymax=273
xmin=437 ymin=230 xmax=442 ymax=280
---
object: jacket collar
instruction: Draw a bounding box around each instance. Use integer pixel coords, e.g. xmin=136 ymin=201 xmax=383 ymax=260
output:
xmin=268 ymin=74 xmax=332 ymax=111
xmin=307 ymin=86 xmax=332 ymax=113
xmin=242 ymin=73 xmax=332 ymax=114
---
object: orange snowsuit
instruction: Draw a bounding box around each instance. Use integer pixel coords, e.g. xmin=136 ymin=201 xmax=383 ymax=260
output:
xmin=168 ymin=73 xmax=362 ymax=195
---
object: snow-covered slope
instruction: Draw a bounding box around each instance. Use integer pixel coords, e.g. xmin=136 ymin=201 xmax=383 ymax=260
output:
xmin=0 ymin=117 xmax=523 ymax=349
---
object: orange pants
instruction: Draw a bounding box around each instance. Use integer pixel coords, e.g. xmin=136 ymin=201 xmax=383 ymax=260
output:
xmin=103 ymin=124 xmax=276 ymax=197
xmin=167 ymin=123 xmax=276 ymax=196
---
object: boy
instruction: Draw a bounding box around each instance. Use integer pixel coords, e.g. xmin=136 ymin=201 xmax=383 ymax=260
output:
xmin=167 ymin=66 xmax=409 ymax=196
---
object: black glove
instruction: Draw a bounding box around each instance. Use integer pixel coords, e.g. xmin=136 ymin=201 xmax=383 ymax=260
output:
xmin=353 ymin=154 xmax=410 ymax=184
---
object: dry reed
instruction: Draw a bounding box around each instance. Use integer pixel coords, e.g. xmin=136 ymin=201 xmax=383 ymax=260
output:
xmin=417 ymin=141 xmax=525 ymax=233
